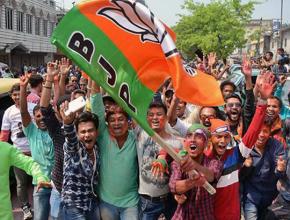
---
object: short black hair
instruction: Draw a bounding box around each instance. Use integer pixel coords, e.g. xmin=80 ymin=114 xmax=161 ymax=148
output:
xmin=29 ymin=74 xmax=43 ymax=88
xmin=33 ymin=104 xmax=41 ymax=115
xmin=75 ymin=111 xmax=99 ymax=132
xmin=105 ymin=105 xmax=129 ymax=122
xmin=165 ymin=89 xmax=174 ymax=98
xmin=220 ymin=81 xmax=236 ymax=92
xmin=73 ymin=89 xmax=86 ymax=97
xmin=56 ymin=95 xmax=71 ymax=112
xmin=148 ymin=101 xmax=167 ymax=115
xmin=277 ymin=48 xmax=285 ymax=53
xmin=9 ymin=83 xmax=20 ymax=95
xmin=225 ymin=93 xmax=242 ymax=104
xmin=269 ymin=96 xmax=282 ymax=109
xmin=265 ymin=51 xmax=273 ymax=57
xmin=199 ymin=106 xmax=217 ymax=117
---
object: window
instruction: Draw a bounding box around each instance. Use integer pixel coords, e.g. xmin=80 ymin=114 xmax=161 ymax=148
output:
xmin=17 ymin=11 xmax=24 ymax=32
xmin=35 ymin=17 xmax=40 ymax=35
xmin=43 ymin=20 xmax=47 ymax=36
xmin=285 ymin=38 xmax=287 ymax=47
xmin=49 ymin=22 xmax=54 ymax=36
xmin=5 ymin=8 xmax=13 ymax=30
xmin=26 ymin=14 xmax=32 ymax=34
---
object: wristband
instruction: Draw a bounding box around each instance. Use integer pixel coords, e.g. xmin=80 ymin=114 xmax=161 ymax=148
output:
xmin=43 ymin=86 xmax=52 ymax=89
xmin=178 ymin=150 xmax=188 ymax=157
xmin=257 ymin=98 xmax=267 ymax=105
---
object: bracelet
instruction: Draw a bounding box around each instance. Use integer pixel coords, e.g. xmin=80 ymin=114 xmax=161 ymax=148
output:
xmin=87 ymin=86 xmax=92 ymax=90
xmin=43 ymin=86 xmax=52 ymax=89
xmin=257 ymin=98 xmax=267 ymax=105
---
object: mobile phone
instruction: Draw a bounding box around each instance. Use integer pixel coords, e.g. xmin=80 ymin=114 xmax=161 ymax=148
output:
xmin=65 ymin=96 xmax=86 ymax=116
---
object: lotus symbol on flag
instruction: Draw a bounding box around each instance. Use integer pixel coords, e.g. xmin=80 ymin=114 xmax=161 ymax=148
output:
xmin=97 ymin=0 xmax=177 ymax=57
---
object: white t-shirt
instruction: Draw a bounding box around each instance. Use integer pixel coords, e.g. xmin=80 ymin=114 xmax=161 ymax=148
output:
xmin=1 ymin=105 xmax=30 ymax=152
xmin=137 ymin=130 xmax=183 ymax=197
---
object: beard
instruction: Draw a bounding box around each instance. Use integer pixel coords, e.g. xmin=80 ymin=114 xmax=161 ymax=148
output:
xmin=226 ymin=111 xmax=241 ymax=123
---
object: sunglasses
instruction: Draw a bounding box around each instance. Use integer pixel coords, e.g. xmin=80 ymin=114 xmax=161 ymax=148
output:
xmin=226 ymin=102 xmax=241 ymax=108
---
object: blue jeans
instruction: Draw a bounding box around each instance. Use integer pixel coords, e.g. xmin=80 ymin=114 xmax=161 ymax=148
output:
xmin=33 ymin=186 xmax=51 ymax=220
xmin=63 ymin=201 xmax=100 ymax=220
xmin=50 ymin=187 xmax=63 ymax=220
xmin=99 ymin=200 xmax=138 ymax=220
xmin=139 ymin=194 xmax=176 ymax=220
xmin=244 ymin=198 xmax=268 ymax=220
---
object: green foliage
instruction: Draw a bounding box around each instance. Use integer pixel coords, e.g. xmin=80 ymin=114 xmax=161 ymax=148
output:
xmin=173 ymin=0 xmax=257 ymax=59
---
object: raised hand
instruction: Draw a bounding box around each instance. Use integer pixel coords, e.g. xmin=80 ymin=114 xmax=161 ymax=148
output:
xmin=257 ymin=71 xmax=276 ymax=100
xmin=19 ymin=72 xmax=31 ymax=87
xmin=47 ymin=61 xmax=59 ymax=77
xmin=279 ymin=75 xmax=287 ymax=87
xmin=59 ymin=57 xmax=71 ymax=76
xmin=276 ymin=156 xmax=287 ymax=172
xmin=60 ymin=101 xmax=76 ymax=125
xmin=208 ymin=52 xmax=217 ymax=67
xmin=242 ymin=54 xmax=252 ymax=77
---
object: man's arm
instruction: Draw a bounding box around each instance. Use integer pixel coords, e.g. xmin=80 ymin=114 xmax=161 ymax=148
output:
xmin=241 ymin=55 xmax=255 ymax=133
xmin=169 ymin=160 xmax=212 ymax=194
xmin=59 ymin=101 xmax=79 ymax=153
xmin=40 ymin=62 xmax=59 ymax=108
xmin=0 ymin=130 xmax=10 ymax=142
xmin=167 ymin=95 xmax=189 ymax=137
xmin=90 ymin=81 xmax=107 ymax=134
xmin=239 ymin=72 xmax=276 ymax=158
xmin=59 ymin=58 xmax=71 ymax=97
xmin=274 ymin=76 xmax=288 ymax=120
xmin=0 ymin=107 xmax=11 ymax=141
xmin=9 ymin=142 xmax=49 ymax=183
xmin=167 ymin=95 xmax=179 ymax=127
xmin=19 ymin=73 xmax=32 ymax=128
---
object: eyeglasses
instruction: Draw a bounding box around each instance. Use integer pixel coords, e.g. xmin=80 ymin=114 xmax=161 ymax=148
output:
xmin=226 ymin=102 xmax=241 ymax=108
xmin=71 ymin=80 xmax=78 ymax=82
xmin=80 ymin=84 xmax=86 ymax=86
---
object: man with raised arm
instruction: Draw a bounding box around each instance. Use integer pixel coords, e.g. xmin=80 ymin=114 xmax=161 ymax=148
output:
xmin=19 ymin=72 xmax=54 ymax=220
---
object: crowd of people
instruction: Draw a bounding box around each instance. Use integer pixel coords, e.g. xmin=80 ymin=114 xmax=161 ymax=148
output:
xmin=0 ymin=47 xmax=289 ymax=220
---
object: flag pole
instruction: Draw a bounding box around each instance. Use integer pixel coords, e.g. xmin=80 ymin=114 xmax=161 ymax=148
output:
xmin=152 ymin=132 xmax=216 ymax=195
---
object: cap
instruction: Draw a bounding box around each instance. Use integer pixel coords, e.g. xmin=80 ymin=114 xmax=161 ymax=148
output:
xmin=209 ymin=119 xmax=231 ymax=134
xmin=187 ymin=123 xmax=210 ymax=141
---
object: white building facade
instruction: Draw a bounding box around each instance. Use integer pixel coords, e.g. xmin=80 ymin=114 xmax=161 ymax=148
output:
xmin=0 ymin=0 xmax=59 ymax=72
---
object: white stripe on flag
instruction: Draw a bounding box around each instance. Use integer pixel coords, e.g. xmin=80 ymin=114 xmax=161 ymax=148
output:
xmin=239 ymin=141 xmax=252 ymax=158
xmin=217 ymin=169 xmax=239 ymax=188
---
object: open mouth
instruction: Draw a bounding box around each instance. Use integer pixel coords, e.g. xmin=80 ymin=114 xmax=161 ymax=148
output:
xmin=84 ymin=139 xmax=93 ymax=144
xmin=151 ymin=120 xmax=160 ymax=126
xmin=266 ymin=111 xmax=275 ymax=117
xmin=190 ymin=144 xmax=197 ymax=151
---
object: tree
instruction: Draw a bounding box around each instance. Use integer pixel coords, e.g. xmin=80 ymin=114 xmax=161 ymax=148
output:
xmin=173 ymin=0 xmax=257 ymax=59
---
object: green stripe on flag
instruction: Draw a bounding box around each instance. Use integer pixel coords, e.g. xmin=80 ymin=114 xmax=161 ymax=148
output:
xmin=51 ymin=6 xmax=154 ymax=136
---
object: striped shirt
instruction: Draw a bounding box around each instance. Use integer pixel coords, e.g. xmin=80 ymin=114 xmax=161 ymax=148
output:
xmin=62 ymin=123 xmax=100 ymax=212
xmin=169 ymin=156 xmax=223 ymax=220
xmin=208 ymin=104 xmax=267 ymax=220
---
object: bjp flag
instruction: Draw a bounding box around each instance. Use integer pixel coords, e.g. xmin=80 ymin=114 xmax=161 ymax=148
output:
xmin=51 ymin=0 xmax=224 ymax=135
